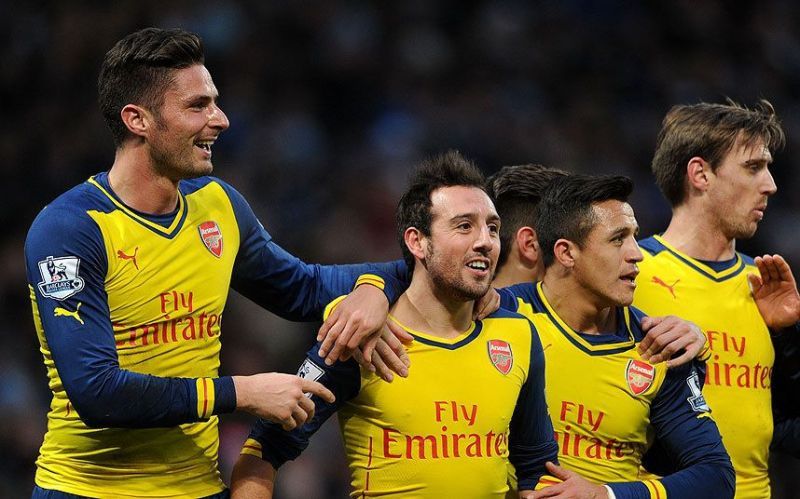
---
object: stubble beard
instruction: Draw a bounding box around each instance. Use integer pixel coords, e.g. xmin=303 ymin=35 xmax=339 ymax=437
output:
xmin=426 ymin=244 xmax=491 ymax=303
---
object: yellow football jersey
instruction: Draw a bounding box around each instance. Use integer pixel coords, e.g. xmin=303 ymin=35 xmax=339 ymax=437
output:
xmin=499 ymin=281 xmax=733 ymax=499
xmin=243 ymin=309 xmax=558 ymax=498
xmin=635 ymin=235 xmax=773 ymax=499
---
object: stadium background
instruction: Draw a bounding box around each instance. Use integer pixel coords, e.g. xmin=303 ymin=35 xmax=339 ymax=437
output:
xmin=3 ymin=1 xmax=800 ymax=497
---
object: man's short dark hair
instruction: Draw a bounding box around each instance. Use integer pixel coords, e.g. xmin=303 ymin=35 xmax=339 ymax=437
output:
xmin=397 ymin=150 xmax=487 ymax=269
xmin=98 ymin=27 xmax=205 ymax=146
xmin=486 ymin=164 xmax=569 ymax=269
xmin=537 ymin=174 xmax=633 ymax=268
xmin=652 ymin=99 xmax=785 ymax=207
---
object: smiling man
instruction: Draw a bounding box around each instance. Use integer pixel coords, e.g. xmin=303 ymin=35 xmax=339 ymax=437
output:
xmin=231 ymin=151 xmax=558 ymax=498
xmin=24 ymin=28 xmax=410 ymax=498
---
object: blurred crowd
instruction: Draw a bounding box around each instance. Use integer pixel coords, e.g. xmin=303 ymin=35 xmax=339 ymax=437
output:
xmin=3 ymin=1 xmax=800 ymax=497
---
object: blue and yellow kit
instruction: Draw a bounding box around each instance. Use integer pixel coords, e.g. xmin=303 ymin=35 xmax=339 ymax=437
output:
xmin=24 ymin=172 xmax=401 ymax=498
xmin=635 ymin=235 xmax=774 ymax=498
xmin=499 ymin=281 xmax=734 ymax=499
xmin=243 ymin=309 xmax=558 ymax=498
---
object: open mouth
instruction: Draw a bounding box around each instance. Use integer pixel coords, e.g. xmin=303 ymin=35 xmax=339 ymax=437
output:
xmin=620 ymin=269 xmax=639 ymax=286
xmin=195 ymin=140 xmax=214 ymax=156
xmin=466 ymin=259 xmax=491 ymax=274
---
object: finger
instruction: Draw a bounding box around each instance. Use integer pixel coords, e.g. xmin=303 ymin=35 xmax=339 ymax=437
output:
xmin=292 ymin=400 xmax=312 ymax=427
xmin=371 ymin=350 xmax=394 ymax=383
xmin=298 ymin=394 xmax=315 ymax=419
xmin=375 ymin=335 xmax=408 ymax=378
xmin=639 ymin=320 xmax=672 ymax=356
xmin=665 ymin=345 xmax=697 ymax=368
xmin=386 ymin=319 xmax=414 ymax=343
xmin=302 ymin=379 xmax=335 ymax=403
xmin=352 ymin=347 xmax=376 ymax=373
xmin=280 ymin=416 xmax=298 ymax=431
xmin=774 ymin=254 xmax=798 ymax=286
xmin=361 ymin=334 xmax=380 ymax=364
xmin=648 ymin=334 xmax=690 ymax=364
xmin=544 ymin=461 xmax=573 ymax=480
xmin=318 ymin=317 xmax=346 ymax=359
xmin=326 ymin=320 xmax=356 ymax=365
xmin=317 ymin=307 xmax=341 ymax=342
xmin=746 ymin=272 xmax=762 ymax=294
xmin=764 ymin=255 xmax=781 ymax=282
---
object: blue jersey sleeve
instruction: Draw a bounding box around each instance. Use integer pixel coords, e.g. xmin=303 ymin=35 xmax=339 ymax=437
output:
xmin=509 ymin=320 xmax=559 ymax=490
xmin=248 ymin=343 xmax=361 ymax=469
xmin=219 ymin=180 xmax=409 ymax=319
xmin=25 ymin=204 xmax=236 ymax=428
xmin=607 ymin=362 xmax=735 ymax=499
xmin=498 ymin=282 xmax=538 ymax=312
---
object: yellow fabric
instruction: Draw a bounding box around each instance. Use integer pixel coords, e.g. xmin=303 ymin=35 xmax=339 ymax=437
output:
xmin=635 ymin=235 xmax=772 ymax=499
xmin=516 ymin=283 xmax=667 ymax=486
xmin=338 ymin=314 xmax=534 ymax=498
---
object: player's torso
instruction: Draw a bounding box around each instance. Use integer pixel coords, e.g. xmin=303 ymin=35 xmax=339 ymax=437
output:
xmin=339 ymin=315 xmax=532 ymax=498
xmin=36 ymin=177 xmax=240 ymax=498
xmin=635 ymin=236 xmax=773 ymax=499
xmin=514 ymin=286 xmax=665 ymax=484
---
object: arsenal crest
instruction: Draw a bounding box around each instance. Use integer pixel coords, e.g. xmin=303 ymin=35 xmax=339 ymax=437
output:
xmin=488 ymin=339 xmax=513 ymax=375
xmin=626 ymin=359 xmax=655 ymax=395
xmin=198 ymin=221 xmax=223 ymax=258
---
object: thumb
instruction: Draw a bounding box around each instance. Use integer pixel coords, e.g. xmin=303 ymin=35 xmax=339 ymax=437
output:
xmin=545 ymin=461 xmax=574 ymax=480
xmin=746 ymin=272 xmax=761 ymax=294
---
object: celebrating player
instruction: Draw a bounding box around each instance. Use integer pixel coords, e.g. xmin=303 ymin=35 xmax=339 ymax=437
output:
xmin=634 ymin=100 xmax=800 ymax=498
xmin=24 ymin=27 xmax=410 ymax=498
xmin=231 ymin=151 xmax=559 ymax=498
xmin=495 ymin=173 xmax=734 ymax=498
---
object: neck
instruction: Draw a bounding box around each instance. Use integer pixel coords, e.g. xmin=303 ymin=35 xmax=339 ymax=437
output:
xmin=661 ymin=203 xmax=736 ymax=261
xmin=493 ymin=259 xmax=538 ymax=288
xmin=107 ymin=145 xmax=180 ymax=215
xmin=541 ymin=269 xmax=617 ymax=334
xmin=390 ymin=274 xmax=475 ymax=339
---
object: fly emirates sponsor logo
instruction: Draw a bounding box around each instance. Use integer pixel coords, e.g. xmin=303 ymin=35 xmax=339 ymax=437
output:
xmin=554 ymin=401 xmax=638 ymax=460
xmin=705 ymin=330 xmax=771 ymax=389
xmin=381 ymin=401 xmax=509 ymax=460
xmin=114 ymin=290 xmax=221 ymax=347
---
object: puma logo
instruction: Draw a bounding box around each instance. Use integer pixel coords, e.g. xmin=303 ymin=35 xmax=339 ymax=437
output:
xmin=54 ymin=303 xmax=84 ymax=325
xmin=651 ymin=276 xmax=679 ymax=298
xmin=117 ymin=247 xmax=139 ymax=270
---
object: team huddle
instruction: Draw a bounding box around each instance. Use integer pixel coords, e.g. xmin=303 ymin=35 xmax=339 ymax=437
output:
xmin=24 ymin=27 xmax=800 ymax=499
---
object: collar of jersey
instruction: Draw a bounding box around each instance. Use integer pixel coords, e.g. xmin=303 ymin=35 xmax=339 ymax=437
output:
xmin=534 ymin=282 xmax=636 ymax=355
xmin=388 ymin=315 xmax=482 ymax=350
xmin=88 ymin=175 xmax=188 ymax=238
xmin=652 ymin=234 xmax=746 ymax=282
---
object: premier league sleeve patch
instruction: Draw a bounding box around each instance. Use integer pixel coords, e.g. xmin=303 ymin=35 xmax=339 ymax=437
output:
xmin=37 ymin=255 xmax=85 ymax=301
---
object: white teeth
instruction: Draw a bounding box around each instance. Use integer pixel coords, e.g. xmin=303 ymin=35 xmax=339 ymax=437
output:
xmin=467 ymin=261 xmax=487 ymax=270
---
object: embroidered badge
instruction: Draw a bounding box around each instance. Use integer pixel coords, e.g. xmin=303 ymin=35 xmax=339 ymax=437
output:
xmin=37 ymin=256 xmax=85 ymax=301
xmin=488 ymin=339 xmax=514 ymax=375
xmin=198 ymin=221 xmax=223 ymax=257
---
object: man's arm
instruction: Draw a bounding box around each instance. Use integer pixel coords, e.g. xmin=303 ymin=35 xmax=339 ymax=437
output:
xmin=231 ymin=343 xmax=361 ymax=498
xmin=609 ymin=363 xmax=734 ymax=499
xmin=25 ymin=205 xmax=331 ymax=428
xmin=509 ymin=320 xmax=560 ymax=492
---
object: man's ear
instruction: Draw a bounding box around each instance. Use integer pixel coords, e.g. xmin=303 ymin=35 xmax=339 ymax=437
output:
xmin=404 ymin=227 xmax=426 ymax=262
xmin=553 ymin=238 xmax=578 ymax=269
xmin=686 ymin=156 xmax=711 ymax=193
xmin=120 ymin=104 xmax=154 ymax=139
xmin=515 ymin=226 xmax=541 ymax=267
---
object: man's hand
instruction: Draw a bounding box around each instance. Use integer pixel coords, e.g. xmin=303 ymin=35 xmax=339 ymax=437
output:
xmin=532 ymin=462 xmax=608 ymax=498
xmin=748 ymin=254 xmax=800 ymax=330
xmin=352 ymin=320 xmax=412 ymax=382
xmin=317 ymin=284 xmax=389 ymax=365
xmin=474 ymin=288 xmax=501 ymax=319
xmin=233 ymin=373 xmax=335 ymax=430
xmin=638 ymin=315 xmax=705 ymax=368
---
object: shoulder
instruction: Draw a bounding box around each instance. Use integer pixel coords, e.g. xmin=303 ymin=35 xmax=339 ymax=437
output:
xmin=26 ymin=181 xmax=109 ymax=247
xmin=637 ymin=235 xmax=667 ymax=257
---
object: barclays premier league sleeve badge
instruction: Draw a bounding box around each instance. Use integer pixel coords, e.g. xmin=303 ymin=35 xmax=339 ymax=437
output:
xmin=37 ymin=255 xmax=85 ymax=301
